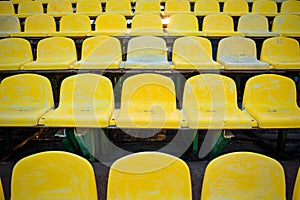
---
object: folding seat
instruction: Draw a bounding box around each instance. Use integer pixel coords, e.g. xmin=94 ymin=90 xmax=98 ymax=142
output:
xmin=166 ymin=14 xmax=203 ymax=36
xmin=182 ymin=74 xmax=254 ymax=129
xmin=164 ymin=0 xmax=191 ymax=16
xmin=193 ymin=0 xmax=220 ymax=16
xmin=244 ymin=74 xmax=300 ymax=128
xmin=130 ymin=14 xmax=165 ymax=36
xmin=217 ymin=36 xmax=270 ymax=70
xmin=116 ymin=74 xmax=181 ymax=128
xmin=272 ymin=14 xmax=300 ymax=37
xmin=73 ymin=36 xmax=122 ymax=69
xmin=47 ymin=0 xmax=73 ymax=17
xmin=280 ymin=0 xmax=300 ymax=15
xmin=0 ymin=1 xmax=14 ymax=14
xmin=252 ymin=0 xmax=278 ymax=17
xmin=107 ymin=152 xmax=192 ymax=199
xmin=260 ymin=36 xmax=300 ymax=69
xmin=172 ymin=36 xmax=220 ymax=69
xmin=0 ymin=38 xmax=32 ymax=70
xmin=237 ymin=14 xmax=278 ymax=37
xmin=76 ymin=0 xmax=102 ymax=17
xmin=11 ymin=14 xmax=56 ymax=37
xmin=223 ymin=0 xmax=249 ymax=16
xmin=134 ymin=0 xmax=161 ymax=15
xmin=11 ymin=151 xmax=97 ymax=199
xmin=89 ymin=14 xmax=127 ymax=36
xmin=105 ymin=0 xmax=132 ymax=16
xmin=23 ymin=37 xmax=77 ymax=70
xmin=16 ymin=1 xmax=43 ymax=18
xmin=52 ymin=14 xmax=91 ymax=36
xmin=125 ymin=36 xmax=169 ymax=69
xmin=39 ymin=74 xmax=114 ymax=127
xmin=202 ymin=14 xmax=242 ymax=36
xmin=201 ymin=152 xmax=285 ymax=199
xmin=293 ymin=168 xmax=300 ymax=200
xmin=0 ymin=74 xmax=54 ymax=126
xmin=0 ymin=15 xmax=21 ymax=37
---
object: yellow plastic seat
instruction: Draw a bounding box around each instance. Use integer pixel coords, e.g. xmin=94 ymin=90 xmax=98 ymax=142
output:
xmin=293 ymin=168 xmax=300 ymax=200
xmin=0 ymin=178 xmax=4 ymax=200
xmin=89 ymin=14 xmax=127 ymax=36
xmin=172 ymin=36 xmax=220 ymax=69
xmin=134 ymin=0 xmax=161 ymax=15
xmin=73 ymin=36 xmax=121 ymax=69
xmin=201 ymin=152 xmax=286 ymax=199
xmin=125 ymin=36 xmax=169 ymax=69
xmin=272 ymin=14 xmax=300 ymax=37
xmin=0 ymin=74 xmax=53 ymax=127
xmin=0 ymin=1 xmax=14 ymax=14
xmin=217 ymin=36 xmax=270 ymax=70
xmin=11 ymin=151 xmax=98 ymax=199
xmin=130 ymin=14 xmax=165 ymax=36
xmin=164 ymin=0 xmax=191 ymax=16
xmin=0 ymin=15 xmax=21 ymax=37
xmin=47 ymin=0 xmax=73 ymax=17
xmin=10 ymin=0 xmax=32 ymax=4
xmin=0 ymin=38 xmax=32 ymax=70
xmin=194 ymin=0 xmax=220 ymax=16
xmin=52 ymin=14 xmax=91 ymax=37
xmin=105 ymin=0 xmax=132 ymax=16
xmin=260 ymin=36 xmax=300 ymax=69
xmin=166 ymin=14 xmax=203 ymax=36
xmin=243 ymin=74 xmax=300 ymax=128
xmin=182 ymin=74 xmax=254 ymax=129
xmin=11 ymin=14 xmax=56 ymax=37
xmin=280 ymin=0 xmax=300 ymax=15
xmin=23 ymin=37 xmax=77 ymax=70
xmin=223 ymin=0 xmax=249 ymax=16
xmin=39 ymin=74 xmax=114 ymax=127
xmin=16 ymin=1 xmax=43 ymax=17
xmin=116 ymin=74 xmax=181 ymax=128
xmin=237 ymin=14 xmax=279 ymax=37
xmin=76 ymin=0 xmax=102 ymax=17
xmin=252 ymin=0 xmax=278 ymax=16
xmin=202 ymin=14 xmax=242 ymax=37
xmin=107 ymin=152 xmax=192 ymax=199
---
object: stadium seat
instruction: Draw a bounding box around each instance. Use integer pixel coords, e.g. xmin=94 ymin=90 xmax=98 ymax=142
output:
xmin=243 ymin=74 xmax=300 ymax=128
xmin=76 ymin=0 xmax=102 ymax=17
xmin=73 ymin=36 xmax=121 ymax=69
xmin=11 ymin=151 xmax=98 ymax=199
xmin=0 ymin=1 xmax=14 ymax=14
xmin=16 ymin=1 xmax=43 ymax=18
xmin=252 ymin=0 xmax=278 ymax=17
xmin=107 ymin=152 xmax=192 ymax=199
xmin=280 ymin=0 xmax=300 ymax=15
xmin=105 ymin=0 xmax=132 ymax=16
xmin=0 ymin=178 xmax=4 ymax=200
xmin=52 ymin=14 xmax=91 ymax=36
xmin=134 ymin=0 xmax=161 ymax=15
xmin=202 ymin=14 xmax=242 ymax=36
xmin=39 ymin=74 xmax=114 ymax=127
xmin=172 ymin=36 xmax=220 ymax=69
xmin=293 ymin=168 xmax=300 ymax=200
xmin=0 ymin=38 xmax=32 ymax=70
xmin=0 ymin=74 xmax=54 ymax=127
xmin=223 ymin=0 xmax=249 ymax=16
xmin=166 ymin=14 xmax=203 ymax=36
xmin=124 ymin=36 xmax=169 ymax=69
xmin=164 ymin=0 xmax=191 ymax=16
xmin=116 ymin=74 xmax=181 ymax=128
xmin=194 ymin=0 xmax=220 ymax=16
xmin=47 ymin=0 xmax=73 ymax=17
xmin=10 ymin=0 xmax=32 ymax=4
xmin=272 ymin=14 xmax=300 ymax=37
xmin=0 ymin=15 xmax=21 ymax=37
xmin=260 ymin=36 xmax=300 ymax=69
xmin=130 ymin=14 xmax=165 ymax=36
xmin=89 ymin=14 xmax=127 ymax=36
xmin=237 ymin=14 xmax=279 ymax=37
xmin=11 ymin=14 xmax=56 ymax=37
xmin=201 ymin=152 xmax=286 ymax=199
xmin=23 ymin=37 xmax=77 ymax=70
xmin=217 ymin=36 xmax=270 ymax=70
xmin=182 ymin=74 xmax=254 ymax=129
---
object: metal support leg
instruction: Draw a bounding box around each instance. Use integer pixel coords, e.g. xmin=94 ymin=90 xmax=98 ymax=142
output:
xmin=276 ymin=129 xmax=287 ymax=154
xmin=192 ymin=130 xmax=199 ymax=154
xmin=209 ymin=130 xmax=233 ymax=160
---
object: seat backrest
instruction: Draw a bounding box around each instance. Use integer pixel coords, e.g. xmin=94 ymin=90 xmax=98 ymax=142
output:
xmin=11 ymin=151 xmax=98 ymax=199
xmin=280 ymin=0 xmax=300 ymax=14
xmin=36 ymin=37 xmax=77 ymax=62
xmin=135 ymin=0 xmax=161 ymax=14
xmin=272 ymin=14 xmax=300 ymax=33
xmin=47 ymin=0 xmax=73 ymax=15
xmin=59 ymin=14 xmax=91 ymax=32
xmin=237 ymin=13 xmax=270 ymax=33
xmin=201 ymin=152 xmax=286 ymax=200
xmin=131 ymin=13 xmax=162 ymax=29
xmin=105 ymin=0 xmax=132 ymax=15
xmin=18 ymin=1 xmax=43 ymax=15
xmin=120 ymin=74 xmax=177 ymax=112
xmin=0 ymin=15 xmax=20 ymax=33
xmin=0 ymin=1 xmax=14 ymax=14
xmin=202 ymin=13 xmax=234 ymax=32
xmin=95 ymin=14 xmax=127 ymax=33
xmin=164 ymin=0 xmax=191 ymax=14
xmin=252 ymin=0 xmax=277 ymax=15
xmin=24 ymin=14 xmax=56 ymax=33
xmin=0 ymin=178 xmax=4 ymax=200
xmin=76 ymin=0 xmax=102 ymax=15
xmin=194 ymin=0 xmax=220 ymax=15
xmin=107 ymin=152 xmax=192 ymax=199
xmin=168 ymin=14 xmax=199 ymax=32
xmin=223 ymin=0 xmax=248 ymax=14
xmin=293 ymin=168 xmax=300 ymax=200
